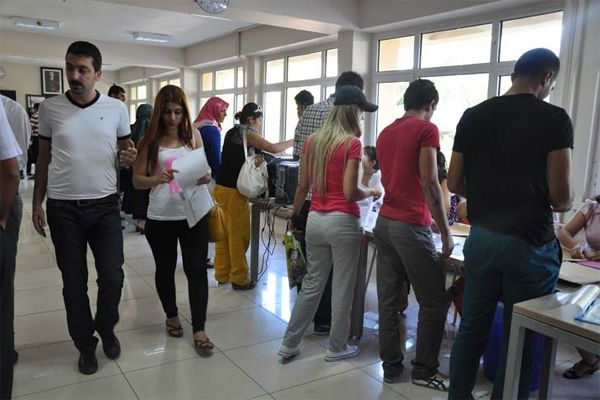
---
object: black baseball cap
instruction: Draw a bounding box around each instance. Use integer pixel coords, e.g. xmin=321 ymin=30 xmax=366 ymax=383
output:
xmin=334 ymin=85 xmax=378 ymax=112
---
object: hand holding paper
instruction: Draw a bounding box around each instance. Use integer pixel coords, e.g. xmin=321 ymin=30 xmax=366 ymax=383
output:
xmin=171 ymin=148 xmax=211 ymax=190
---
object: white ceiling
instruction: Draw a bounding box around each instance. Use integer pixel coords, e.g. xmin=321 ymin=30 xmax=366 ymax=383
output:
xmin=0 ymin=0 xmax=253 ymax=48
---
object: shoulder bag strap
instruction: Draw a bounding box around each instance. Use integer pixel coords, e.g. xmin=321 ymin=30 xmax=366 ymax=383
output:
xmin=241 ymin=126 xmax=249 ymax=160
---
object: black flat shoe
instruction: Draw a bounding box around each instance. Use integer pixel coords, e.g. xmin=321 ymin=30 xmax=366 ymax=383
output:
xmin=101 ymin=333 xmax=121 ymax=359
xmin=78 ymin=352 xmax=98 ymax=375
xmin=232 ymin=281 xmax=256 ymax=291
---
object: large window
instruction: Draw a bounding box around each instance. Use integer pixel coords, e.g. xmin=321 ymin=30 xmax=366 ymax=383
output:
xmin=263 ymin=47 xmax=337 ymax=146
xmin=159 ymin=76 xmax=180 ymax=88
xmin=374 ymin=10 xmax=563 ymax=157
xmin=199 ymin=65 xmax=245 ymax=137
xmin=129 ymin=83 xmax=148 ymax=124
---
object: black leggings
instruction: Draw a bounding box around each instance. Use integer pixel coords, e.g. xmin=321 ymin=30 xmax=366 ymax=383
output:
xmin=145 ymin=217 xmax=209 ymax=332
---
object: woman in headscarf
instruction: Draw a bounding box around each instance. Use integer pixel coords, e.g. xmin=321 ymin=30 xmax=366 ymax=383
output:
xmin=193 ymin=97 xmax=229 ymax=188
xmin=128 ymin=103 xmax=153 ymax=233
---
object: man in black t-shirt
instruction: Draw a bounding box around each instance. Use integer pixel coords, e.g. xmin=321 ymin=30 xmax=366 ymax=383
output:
xmin=447 ymin=48 xmax=573 ymax=400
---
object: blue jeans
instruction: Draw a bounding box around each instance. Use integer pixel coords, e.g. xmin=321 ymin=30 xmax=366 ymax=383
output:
xmin=47 ymin=194 xmax=124 ymax=354
xmin=448 ymin=225 xmax=561 ymax=400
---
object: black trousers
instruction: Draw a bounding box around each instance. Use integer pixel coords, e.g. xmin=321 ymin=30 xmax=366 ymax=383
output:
xmin=0 ymin=230 xmax=16 ymax=400
xmin=46 ymin=194 xmax=124 ymax=354
xmin=26 ymin=136 xmax=38 ymax=175
xmin=295 ymin=200 xmax=332 ymax=326
xmin=145 ymin=217 xmax=209 ymax=332
xmin=1 ymin=195 xmax=23 ymax=400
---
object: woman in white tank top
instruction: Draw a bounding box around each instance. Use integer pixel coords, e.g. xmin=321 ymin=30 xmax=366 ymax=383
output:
xmin=133 ymin=85 xmax=214 ymax=354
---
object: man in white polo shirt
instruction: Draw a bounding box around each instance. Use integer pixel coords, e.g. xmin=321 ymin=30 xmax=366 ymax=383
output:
xmin=33 ymin=41 xmax=137 ymax=375
xmin=0 ymin=99 xmax=22 ymax=400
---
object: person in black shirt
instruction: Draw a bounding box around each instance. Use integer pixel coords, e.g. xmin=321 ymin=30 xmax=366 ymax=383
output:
xmin=447 ymin=48 xmax=573 ymax=400
xmin=214 ymin=103 xmax=292 ymax=290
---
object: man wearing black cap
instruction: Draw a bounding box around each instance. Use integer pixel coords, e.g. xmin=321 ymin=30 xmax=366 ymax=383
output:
xmin=375 ymin=79 xmax=453 ymax=390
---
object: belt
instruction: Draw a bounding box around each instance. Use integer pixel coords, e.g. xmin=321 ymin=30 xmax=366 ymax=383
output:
xmin=48 ymin=193 xmax=119 ymax=207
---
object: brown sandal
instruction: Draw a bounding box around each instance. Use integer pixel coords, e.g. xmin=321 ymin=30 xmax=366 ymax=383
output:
xmin=194 ymin=337 xmax=214 ymax=353
xmin=166 ymin=320 xmax=184 ymax=337
xmin=563 ymin=358 xmax=600 ymax=379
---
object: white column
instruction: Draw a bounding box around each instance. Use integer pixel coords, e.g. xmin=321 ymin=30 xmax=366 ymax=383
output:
xmin=245 ymin=56 xmax=263 ymax=104
xmin=337 ymin=30 xmax=376 ymax=144
xmin=180 ymin=67 xmax=199 ymax=116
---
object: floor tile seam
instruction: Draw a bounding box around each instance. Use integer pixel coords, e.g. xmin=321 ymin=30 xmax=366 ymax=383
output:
xmin=118 ymin=352 xmax=202 ymax=375
xmin=13 ymin=370 xmax=123 ymax=399
xmin=112 ymin=350 xmax=142 ymax=400
xmin=14 ymin=293 xmax=161 ymax=318
xmin=219 ymin=349 xmax=272 ymax=398
xmin=358 ymin=365 xmax=413 ymax=400
xmin=218 ymin=335 xmax=290 ymax=353
xmin=266 ymin=366 xmax=365 ymax=397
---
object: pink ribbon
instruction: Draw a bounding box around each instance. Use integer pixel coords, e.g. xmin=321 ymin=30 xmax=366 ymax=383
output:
xmin=163 ymin=156 xmax=182 ymax=194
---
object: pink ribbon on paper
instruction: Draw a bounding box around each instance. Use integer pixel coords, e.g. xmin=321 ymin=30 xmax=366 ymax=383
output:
xmin=163 ymin=156 xmax=182 ymax=194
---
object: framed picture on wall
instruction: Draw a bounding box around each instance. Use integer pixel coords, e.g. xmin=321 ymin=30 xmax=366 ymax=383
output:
xmin=26 ymin=94 xmax=47 ymax=109
xmin=40 ymin=67 xmax=63 ymax=95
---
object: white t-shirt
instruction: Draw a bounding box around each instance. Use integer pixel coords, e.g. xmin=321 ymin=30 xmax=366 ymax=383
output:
xmin=38 ymin=92 xmax=131 ymax=200
xmin=0 ymin=101 xmax=21 ymax=161
xmin=147 ymin=146 xmax=189 ymax=221
xmin=1 ymin=95 xmax=31 ymax=170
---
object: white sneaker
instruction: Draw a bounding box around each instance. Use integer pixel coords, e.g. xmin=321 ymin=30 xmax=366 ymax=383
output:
xmin=325 ymin=344 xmax=359 ymax=362
xmin=278 ymin=344 xmax=301 ymax=359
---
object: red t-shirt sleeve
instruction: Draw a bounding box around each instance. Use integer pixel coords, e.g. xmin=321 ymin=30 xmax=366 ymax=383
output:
xmin=347 ymin=137 xmax=362 ymax=159
xmin=420 ymin=122 xmax=440 ymax=149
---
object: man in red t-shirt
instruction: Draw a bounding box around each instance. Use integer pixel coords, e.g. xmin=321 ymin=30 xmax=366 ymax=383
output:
xmin=375 ymin=79 xmax=454 ymax=390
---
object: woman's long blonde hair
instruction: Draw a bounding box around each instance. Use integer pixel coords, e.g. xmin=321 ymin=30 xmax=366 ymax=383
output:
xmin=306 ymin=104 xmax=362 ymax=194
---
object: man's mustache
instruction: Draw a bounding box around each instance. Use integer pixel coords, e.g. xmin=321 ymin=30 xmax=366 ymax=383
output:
xmin=69 ymin=81 xmax=82 ymax=86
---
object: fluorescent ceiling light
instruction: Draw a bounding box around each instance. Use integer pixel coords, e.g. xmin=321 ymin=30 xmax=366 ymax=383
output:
xmin=133 ymin=32 xmax=172 ymax=43
xmin=13 ymin=17 xmax=60 ymax=30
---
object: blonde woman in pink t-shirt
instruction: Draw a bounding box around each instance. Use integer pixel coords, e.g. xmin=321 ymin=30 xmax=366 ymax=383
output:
xmin=557 ymin=194 xmax=600 ymax=379
xmin=278 ymin=86 xmax=379 ymax=362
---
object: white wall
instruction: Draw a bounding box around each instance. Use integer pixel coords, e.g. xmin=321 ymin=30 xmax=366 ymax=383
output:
xmin=0 ymin=62 xmax=116 ymax=108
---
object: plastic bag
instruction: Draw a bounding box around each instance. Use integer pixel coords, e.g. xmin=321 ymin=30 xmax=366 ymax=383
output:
xmin=283 ymin=230 xmax=307 ymax=289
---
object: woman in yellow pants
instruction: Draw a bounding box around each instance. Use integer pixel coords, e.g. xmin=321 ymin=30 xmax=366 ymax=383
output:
xmin=214 ymin=103 xmax=292 ymax=290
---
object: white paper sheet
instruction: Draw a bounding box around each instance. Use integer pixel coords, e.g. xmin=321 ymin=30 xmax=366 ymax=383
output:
xmin=172 ymin=148 xmax=211 ymax=190
xmin=180 ymin=184 xmax=214 ymax=228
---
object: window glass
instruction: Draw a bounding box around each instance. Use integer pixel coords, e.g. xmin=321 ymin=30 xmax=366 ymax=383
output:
xmin=202 ymin=72 xmax=213 ymax=91
xmin=326 ymin=85 xmax=336 ymax=99
xmin=498 ymin=75 xmax=512 ymax=95
xmin=129 ymin=104 xmax=136 ymax=124
xmin=421 ymin=24 xmax=492 ymax=68
xmin=199 ymin=96 xmax=211 ymax=111
xmin=159 ymin=80 xmax=168 ymax=89
xmin=378 ymin=36 xmax=415 ymax=71
xmin=424 ymin=74 xmax=489 ymax=158
xmin=137 ymin=85 xmax=146 ymax=100
xmin=266 ymin=59 xmax=284 ymax=84
xmin=376 ymin=81 xmax=409 ymax=135
xmin=264 ymin=91 xmax=282 ymax=143
xmin=237 ymin=66 xmax=245 ymax=88
xmin=215 ymin=68 xmax=235 ymax=90
xmin=170 ymin=78 xmax=181 ymax=88
xmin=288 ymin=52 xmax=322 ymax=81
xmin=130 ymin=87 xmax=137 ymax=101
xmin=285 ymin=85 xmax=320 ymax=140
xmin=500 ymin=12 xmax=563 ymax=62
xmin=326 ymin=49 xmax=338 ymax=78
xmin=236 ymin=94 xmax=245 ymax=114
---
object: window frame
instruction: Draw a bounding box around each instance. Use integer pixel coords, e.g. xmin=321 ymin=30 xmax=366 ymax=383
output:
xmin=128 ymin=81 xmax=149 ymax=124
xmin=371 ymin=1 xmax=565 ymax=142
xmin=198 ymin=63 xmax=246 ymax=124
xmin=262 ymin=44 xmax=338 ymax=143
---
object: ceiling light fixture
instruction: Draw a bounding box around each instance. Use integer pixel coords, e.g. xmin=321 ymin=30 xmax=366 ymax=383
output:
xmin=132 ymin=32 xmax=172 ymax=43
xmin=13 ymin=17 xmax=60 ymax=30
xmin=194 ymin=0 xmax=229 ymax=15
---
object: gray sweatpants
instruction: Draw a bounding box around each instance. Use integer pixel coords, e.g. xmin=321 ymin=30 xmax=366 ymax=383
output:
xmin=374 ymin=216 xmax=449 ymax=379
xmin=282 ymin=211 xmax=361 ymax=353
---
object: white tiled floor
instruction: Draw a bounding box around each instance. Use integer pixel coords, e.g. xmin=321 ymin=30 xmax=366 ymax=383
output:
xmin=11 ymin=181 xmax=600 ymax=399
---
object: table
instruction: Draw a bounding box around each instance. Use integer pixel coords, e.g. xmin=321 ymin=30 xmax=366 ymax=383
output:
xmin=503 ymin=293 xmax=600 ymax=399
xmin=348 ymin=227 xmax=467 ymax=339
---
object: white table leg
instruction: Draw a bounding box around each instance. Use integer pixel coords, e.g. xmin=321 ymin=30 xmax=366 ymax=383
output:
xmin=504 ymin=313 xmax=527 ymax=399
xmin=538 ymin=337 xmax=557 ymax=400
